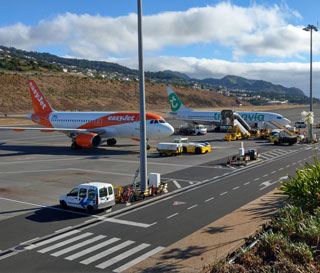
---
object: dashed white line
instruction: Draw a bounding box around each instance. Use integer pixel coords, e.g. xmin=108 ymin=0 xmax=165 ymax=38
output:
xmin=205 ymin=197 xmax=214 ymax=202
xmin=244 ymin=182 xmax=251 ymax=185
xmin=254 ymin=178 xmax=260 ymax=181
xmin=166 ymin=213 xmax=179 ymax=219
xmin=278 ymin=168 xmax=284 ymax=171
xmin=223 ymin=173 xmax=230 ymax=176
xmin=286 ymin=165 xmax=290 ymax=168
xmin=271 ymin=171 xmax=276 ymax=174
xmin=220 ymin=192 xmax=228 ymax=196
xmin=292 ymin=162 xmax=296 ymax=165
xmin=232 ymin=186 xmax=240 ymax=190
xmin=298 ymin=160 xmax=302 ymax=163
xmin=187 ymin=204 xmax=198 ymax=210
xmin=263 ymin=174 xmax=268 ymax=177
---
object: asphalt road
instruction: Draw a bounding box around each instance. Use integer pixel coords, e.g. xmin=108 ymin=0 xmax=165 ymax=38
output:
xmin=0 ymin=106 xmax=320 ymax=272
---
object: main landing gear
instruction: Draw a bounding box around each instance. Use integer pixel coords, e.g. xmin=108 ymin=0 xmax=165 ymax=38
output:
xmin=106 ymin=138 xmax=117 ymax=146
xmin=71 ymin=142 xmax=80 ymax=150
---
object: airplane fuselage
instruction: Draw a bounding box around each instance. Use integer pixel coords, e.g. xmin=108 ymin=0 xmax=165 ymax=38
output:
xmin=30 ymin=111 xmax=174 ymax=139
xmin=170 ymin=110 xmax=290 ymax=126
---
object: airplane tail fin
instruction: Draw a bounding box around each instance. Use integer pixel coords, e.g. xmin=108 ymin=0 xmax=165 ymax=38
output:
xmin=28 ymin=80 xmax=54 ymax=114
xmin=166 ymin=87 xmax=190 ymax=112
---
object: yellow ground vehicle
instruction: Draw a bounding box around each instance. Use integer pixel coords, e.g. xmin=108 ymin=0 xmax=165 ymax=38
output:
xmin=173 ymin=137 xmax=211 ymax=154
xmin=270 ymin=131 xmax=297 ymax=145
xmin=157 ymin=142 xmax=183 ymax=156
xmin=183 ymin=142 xmax=211 ymax=154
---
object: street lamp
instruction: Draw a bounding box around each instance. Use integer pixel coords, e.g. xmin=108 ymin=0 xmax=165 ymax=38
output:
xmin=303 ymin=24 xmax=318 ymax=141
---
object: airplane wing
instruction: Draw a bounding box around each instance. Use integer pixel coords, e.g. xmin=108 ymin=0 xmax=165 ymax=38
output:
xmin=0 ymin=127 xmax=106 ymax=134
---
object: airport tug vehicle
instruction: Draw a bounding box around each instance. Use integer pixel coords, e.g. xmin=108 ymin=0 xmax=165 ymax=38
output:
xmin=173 ymin=137 xmax=211 ymax=154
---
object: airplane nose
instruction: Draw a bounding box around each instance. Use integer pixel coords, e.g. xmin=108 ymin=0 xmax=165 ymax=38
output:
xmin=166 ymin=123 xmax=174 ymax=136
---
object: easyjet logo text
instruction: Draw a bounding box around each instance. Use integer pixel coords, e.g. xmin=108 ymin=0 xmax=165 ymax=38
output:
xmin=30 ymin=82 xmax=47 ymax=110
xmin=108 ymin=115 xmax=135 ymax=122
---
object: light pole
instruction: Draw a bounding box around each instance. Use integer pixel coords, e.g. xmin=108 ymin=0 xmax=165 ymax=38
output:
xmin=303 ymin=24 xmax=318 ymax=141
xmin=137 ymin=0 xmax=147 ymax=192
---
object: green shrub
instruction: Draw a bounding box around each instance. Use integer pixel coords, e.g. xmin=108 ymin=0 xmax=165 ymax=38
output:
xmin=277 ymin=156 xmax=320 ymax=212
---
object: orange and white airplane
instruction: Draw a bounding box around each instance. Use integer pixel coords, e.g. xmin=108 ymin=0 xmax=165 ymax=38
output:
xmin=0 ymin=80 xmax=174 ymax=149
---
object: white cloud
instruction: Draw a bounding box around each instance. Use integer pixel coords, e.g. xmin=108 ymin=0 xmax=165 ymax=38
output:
xmin=0 ymin=2 xmax=319 ymax=97
xmin=0 ymin=2 xmax=315 ymax=59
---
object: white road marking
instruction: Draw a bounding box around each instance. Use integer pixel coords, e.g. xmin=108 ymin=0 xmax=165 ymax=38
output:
xmin=54 ymin=226 xmax=72 ymax=233
xmin=298 ymin=160 xmax=302 ymax=163
xmin=223 ymin=173 xmax=229 ymax=176
xmin=254 ymin=178 xmax=260 ymax=181
xmin=20 ymin=237 xmax=40 ymax=245
xmin=0 ymin=158 xmax=83 ymax=166
xmin=205 ymin=197 xmax=214 ymax=202
xmin=172 ymin=180 xmax=182 ymax=189
xmin=232 ymin=186 xmax=239 ymax=190
xmin=220 ymin=192 xmax=228 ymax=196
xmin=38 ymin=232 xmax=93 ymax=253
xmin=271 ymin=171 xmax=276 ymax=174
xmin=25 ymin=230 xmax=81 ymax=250
xmin=51 ymin=235 xmax=106 ymax=257
xmin=263 ymin=174 xmax=268 ymax=177
xmin=113 ymin=246 xmax=165 ymax=273
xmin=96 ymin=243 xmax=150 ymax=269
xmin=167 ymin=213 xmax=179 ymax=219
xmin=71 ymin=168 xmax=135 ymax=177
xmin=279 ymin=176 xmax=288 ymax=180
xmin=244 ymin=182 xmax=250 ymax=185
xmin=278 ymin=168 xmax=284 ymax=171
xmin=292 ymin=162 xmax=296 ymax=165
xmin=286 ymin=165 xmax=290 ymax=168
xmin=65 ymin=237 xmax=120 ymax=261
xmin=102 ymin=218 xmax=156 ymax=228
xmin=187 ymin=204 xmax=198 ymax=210
xmin=259 ymin=180 xmax=277 ymax=190
xmin=80 ymin=240 xmax=134 ymax=265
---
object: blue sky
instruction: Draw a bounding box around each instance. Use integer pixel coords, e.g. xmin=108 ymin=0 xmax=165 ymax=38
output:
xmin=0 ymin=0 xmax=320 ymax=97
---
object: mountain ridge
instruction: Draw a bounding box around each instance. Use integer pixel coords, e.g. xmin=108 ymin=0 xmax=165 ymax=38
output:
xmin=0 ymin=45 xmax=305 ymax=97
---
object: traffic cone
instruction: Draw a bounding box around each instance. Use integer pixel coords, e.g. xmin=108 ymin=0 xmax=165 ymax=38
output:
xmin=227 ymin=156 xmax=231 ymax=165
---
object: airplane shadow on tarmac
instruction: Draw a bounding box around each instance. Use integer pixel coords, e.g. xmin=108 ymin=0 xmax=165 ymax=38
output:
xmin=0 ymin=144 xmax=140 ymax=157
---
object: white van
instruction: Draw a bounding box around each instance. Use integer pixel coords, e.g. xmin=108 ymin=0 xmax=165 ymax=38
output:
xmin=59 ymin=182 xmax=115 ymax=213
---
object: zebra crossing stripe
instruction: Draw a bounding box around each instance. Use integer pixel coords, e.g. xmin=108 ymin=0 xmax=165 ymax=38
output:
xmin=25 ymin=230 xmax=81 ymax=250
xmin=65 ymin=237 xmax=120 ymax=261
xmin=38 ymin=232 xmax=93 ymax=254
xmin=80 ymin=240 xmax=135 ymax=265
xmin=113 ymin=246 xmax=165 ymax=273
xmin=96 ymin=243 xmax=150 ymax=269
xmin=50 ymin=235 xmax=106 ymax=257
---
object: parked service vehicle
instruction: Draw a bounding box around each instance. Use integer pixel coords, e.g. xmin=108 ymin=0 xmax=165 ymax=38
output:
xmin=194 ymin=125 xmax=207 ymax=135
xmin=173 ymin=137 xmax=211 ymax=154
xmin=60 ymin=182 xmax=115 ymax=213
xmin=294 ymin=121 xmax=306 ymax=128
xmin=157 ymin=142 xmax=183 ymax=156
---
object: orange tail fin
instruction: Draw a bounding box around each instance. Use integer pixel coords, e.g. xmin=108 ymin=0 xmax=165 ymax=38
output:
xmin=28 ymin=80 xmax=54 ymax=114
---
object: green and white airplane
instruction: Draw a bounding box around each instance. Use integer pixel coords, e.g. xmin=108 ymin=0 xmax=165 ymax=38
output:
xmin=167 ymin=87 xmax=291 ymax=127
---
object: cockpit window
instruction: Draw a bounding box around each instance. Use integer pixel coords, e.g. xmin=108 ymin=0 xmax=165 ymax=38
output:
xmin=277 ymin=116 xmax=281 ymax=119
xmin=150 ymin=120 xmax=154 ymax=124
xmin=159 ymin=120 xmax=165 ymax=123
xmin=154 ymin=120 xmax=158 ymax=124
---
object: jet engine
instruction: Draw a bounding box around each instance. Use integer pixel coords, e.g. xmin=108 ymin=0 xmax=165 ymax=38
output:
xmin=75 ymin=133 xmax=101 ymax=148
